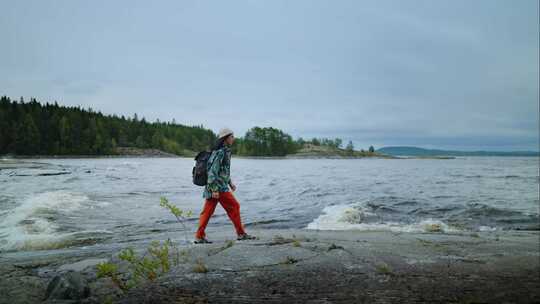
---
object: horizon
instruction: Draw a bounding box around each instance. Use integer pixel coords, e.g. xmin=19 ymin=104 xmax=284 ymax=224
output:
xmin=1 ymin=1 xmax=538 ymax=151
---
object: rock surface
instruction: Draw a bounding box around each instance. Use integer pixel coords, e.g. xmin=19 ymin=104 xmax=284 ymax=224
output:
xmin=45 ymin=271 xmax=90 ymax=301
xmin=1 ymin=228 xmax=539 ymax=303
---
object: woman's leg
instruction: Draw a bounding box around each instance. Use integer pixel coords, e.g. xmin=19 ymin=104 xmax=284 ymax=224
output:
xmin=195 ymin=198 xmax=218 ymax=239
xmin=218 ymin=191 xmax=246 ymax=236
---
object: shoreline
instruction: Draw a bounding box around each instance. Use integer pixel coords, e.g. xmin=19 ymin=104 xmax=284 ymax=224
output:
xmin=1 ymin=228 xmax=538 ymax=303
xmin=2 ymin=154 xmax=457 ymax=160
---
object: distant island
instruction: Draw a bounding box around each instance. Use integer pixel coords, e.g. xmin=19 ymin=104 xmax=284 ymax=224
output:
xmin=377 ymin=146 xmax=539 ymax=157
xmin=0 ymin=96 xmax=382 ymax=158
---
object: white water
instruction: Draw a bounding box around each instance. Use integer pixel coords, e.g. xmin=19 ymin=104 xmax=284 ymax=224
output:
xmin=306 ymin=203 xmax=460 ymax=233
xmin=0 ymin=190 xmax=111 ymax=251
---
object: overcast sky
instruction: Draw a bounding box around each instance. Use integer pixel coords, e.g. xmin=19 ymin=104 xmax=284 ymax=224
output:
xmin=1 ymin=0 xmax=538 ymax=151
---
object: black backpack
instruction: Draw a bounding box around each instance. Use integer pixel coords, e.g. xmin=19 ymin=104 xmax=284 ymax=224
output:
xmin=192 ymin=150 xmax=216 ymax=186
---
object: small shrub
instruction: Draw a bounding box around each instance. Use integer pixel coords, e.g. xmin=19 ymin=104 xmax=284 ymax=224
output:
xmin=97 ymin=262 xmax=128 ymax=292
xmin=160 ymin=197 xmax=193 ymax=243
xmin=96 ymin=197 xmax=194 ymax=293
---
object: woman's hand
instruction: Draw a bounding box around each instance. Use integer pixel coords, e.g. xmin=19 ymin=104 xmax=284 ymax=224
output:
xmin=229 ymin=182 xmax=236 ymax=192
xmin=212 ymin=191 xmax=220 ymax=199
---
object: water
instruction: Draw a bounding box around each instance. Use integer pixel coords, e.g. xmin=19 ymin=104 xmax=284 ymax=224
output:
xmin=0 ymin=157 xmax=538 ymax=255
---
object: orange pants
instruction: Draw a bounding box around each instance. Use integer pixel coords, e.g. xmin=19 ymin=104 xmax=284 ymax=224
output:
xmin=195 ymin=191 xmax=246 ymax=239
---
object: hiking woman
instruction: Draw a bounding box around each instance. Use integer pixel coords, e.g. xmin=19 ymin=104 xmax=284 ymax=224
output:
xmin=194 ymin=128 xmax=257 ymax=244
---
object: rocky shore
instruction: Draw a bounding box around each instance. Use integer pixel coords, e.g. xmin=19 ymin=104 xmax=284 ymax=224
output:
xmin=1 ymin=228 xmax=539 ymax=303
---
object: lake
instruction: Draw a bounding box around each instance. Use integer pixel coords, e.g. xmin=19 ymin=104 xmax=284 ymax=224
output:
xmin=1 ymin=156 xmax=538 ymax=256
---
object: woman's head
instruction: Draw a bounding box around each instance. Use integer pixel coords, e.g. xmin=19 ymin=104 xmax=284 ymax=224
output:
xmin=211 ymin=128 xmax=235 ymax=150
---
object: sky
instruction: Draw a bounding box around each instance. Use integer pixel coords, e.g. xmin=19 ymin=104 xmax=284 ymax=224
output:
xmin=1 ymin=0 xmax=538 ymax=151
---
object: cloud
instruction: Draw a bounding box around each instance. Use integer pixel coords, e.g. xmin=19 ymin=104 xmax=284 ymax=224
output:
xmin=0 ymin=0 xmax=537 ymax=150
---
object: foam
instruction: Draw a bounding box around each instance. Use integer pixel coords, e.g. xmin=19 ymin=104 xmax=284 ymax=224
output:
xmin=306 ymin=204 xmax=460 ymax=233
xmin=0 ymin=190 xmax=108 ymax=251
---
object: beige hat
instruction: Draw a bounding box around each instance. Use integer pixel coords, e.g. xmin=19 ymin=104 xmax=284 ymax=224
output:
xmin=218 ymin=128 xmax=234 ymax=139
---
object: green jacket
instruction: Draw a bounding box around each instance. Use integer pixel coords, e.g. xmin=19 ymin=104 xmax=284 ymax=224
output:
xmin=203 ymin=144 xmax=232 ymax=199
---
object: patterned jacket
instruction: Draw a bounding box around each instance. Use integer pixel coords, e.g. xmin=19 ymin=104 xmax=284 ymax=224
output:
xmin=203 ymin=144 xmax=232 ymax=199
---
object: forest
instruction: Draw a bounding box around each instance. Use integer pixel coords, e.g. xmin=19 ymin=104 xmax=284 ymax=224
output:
xmin=0 ymin=96 xmax=359 ymax=157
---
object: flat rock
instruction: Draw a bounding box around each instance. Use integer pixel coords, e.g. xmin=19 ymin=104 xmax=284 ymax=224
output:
xmin=205 ymin=244 xmax=318 ymax=271
xmin=57 ymin=258 xmax=108 ymax=273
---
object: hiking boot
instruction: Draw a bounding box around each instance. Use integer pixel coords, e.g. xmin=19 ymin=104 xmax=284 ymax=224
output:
xmin=237 ymin=233 xmax=257 ymax=241
xmin=194 ymin=237 xmax=213 ymax=244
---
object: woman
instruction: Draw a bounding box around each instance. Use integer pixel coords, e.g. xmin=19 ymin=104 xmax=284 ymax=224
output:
xmin=194 ymin=128 xmax=257 ymax=244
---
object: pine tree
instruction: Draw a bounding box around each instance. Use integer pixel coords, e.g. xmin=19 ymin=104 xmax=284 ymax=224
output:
xmin=59 ymin=116 xmax=71 ymax=154
xmin=18 ymin=114 xmax=41 ymax=154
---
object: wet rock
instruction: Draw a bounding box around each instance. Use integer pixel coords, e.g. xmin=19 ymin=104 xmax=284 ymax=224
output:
xmin=46 ymin=271 xmax=90 ymax=300
xmin=37 ymin=171 xmax=71 ymax=176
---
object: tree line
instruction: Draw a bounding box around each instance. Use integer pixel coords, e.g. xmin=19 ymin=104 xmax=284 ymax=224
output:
xmin=0 ymin=96 xmax=375 ymax=157
xmin=0 ymin=96 xmax=215 ymax=156
xmin=227 ymin=128 xmax=375 ymax=156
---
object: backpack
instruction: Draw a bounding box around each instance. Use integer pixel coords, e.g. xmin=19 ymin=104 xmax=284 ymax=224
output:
xmin=192 ymin=150 xmax=216 ymax=186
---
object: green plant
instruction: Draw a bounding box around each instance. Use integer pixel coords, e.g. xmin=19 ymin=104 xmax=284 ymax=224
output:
xmin=96 ymin=197 xmax=194 ymax=293
xmin=375 ymin=262 xmax=392 ymax=275
xmin=97 ymin=262 xmax=128 ymax=292
xmin=103 ymin=295 xmax=114 ymax=304
xmin=97 ymin=239 xmax=184 ymax=293
xmin=160 ymin=197 xmax=193 ymax=242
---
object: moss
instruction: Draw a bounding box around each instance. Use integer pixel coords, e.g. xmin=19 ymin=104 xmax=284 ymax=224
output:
xmin=375 ymin=262 xmax=393 ymax=275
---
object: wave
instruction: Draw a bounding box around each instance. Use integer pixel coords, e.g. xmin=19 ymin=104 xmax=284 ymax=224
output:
xmin=306 ymin=199 xmax=539 ymax=233
xmin=0 ymin=190 xmax=111 ymax=252
xmin=305 ymin=204 xmax=460 ymax=233
xmin=448 ymin=202 xmax=540 ymax=229
xmin=0 ymin=230 xmax=112 ymax=252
